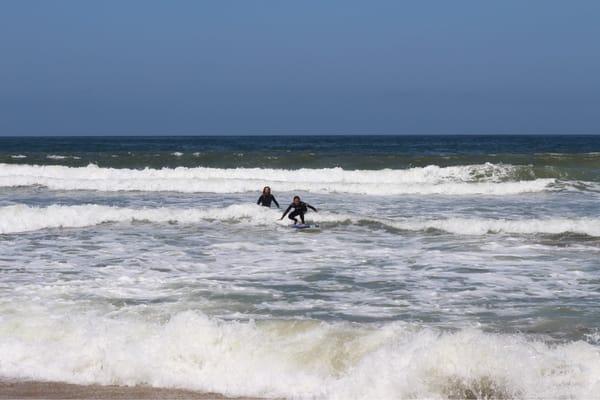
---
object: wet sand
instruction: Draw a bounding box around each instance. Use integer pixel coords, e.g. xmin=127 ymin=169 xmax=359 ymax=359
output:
xmin=0 ymin=380 xmax=259 ymax=399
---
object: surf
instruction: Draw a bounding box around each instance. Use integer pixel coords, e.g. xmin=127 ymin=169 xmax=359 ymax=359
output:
xmin=0 ymin=163 xmax=557 ymax=195
xmin=3 ymin=203 xmax=600 ymax=237
xmin=1 ymin=309 xmax=599 ymax=399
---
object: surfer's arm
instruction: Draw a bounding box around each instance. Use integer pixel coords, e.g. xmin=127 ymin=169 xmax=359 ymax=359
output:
xmin=280 ymin=205 xmax=292 ymax=219
xmin=307 ymin=204 xmax=317 ymax=212
xmin=257 ymin=196 xmax=262 ymax=205
xmin=272 ymin=196 xmax=280 ymax=208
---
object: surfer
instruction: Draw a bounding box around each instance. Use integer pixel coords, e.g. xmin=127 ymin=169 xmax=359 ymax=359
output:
xmin=280 ymin=196 xmax=317 ymax=224
xmin=257 ymin=186 xmax=280 ymax=208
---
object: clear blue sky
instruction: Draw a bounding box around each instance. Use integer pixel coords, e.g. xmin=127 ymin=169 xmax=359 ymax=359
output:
xmin=1 ymin=0 xmax=599 ymax=135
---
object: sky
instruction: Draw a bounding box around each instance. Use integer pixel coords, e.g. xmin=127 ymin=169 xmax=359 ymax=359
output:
xmin=1 ymin=0 xmax=599 ymax=136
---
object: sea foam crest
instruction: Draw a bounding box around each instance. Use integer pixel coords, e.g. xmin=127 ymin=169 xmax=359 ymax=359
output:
xmin=0 ymin=163 xmax=554 ymax=195
xmin=0 ymin=310 xmax=598 ymax=399
xmin=2 ymin=204 xmax=600 ymax=236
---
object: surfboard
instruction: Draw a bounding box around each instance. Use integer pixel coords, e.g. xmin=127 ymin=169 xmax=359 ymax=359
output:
xmin=291 ymin=223 xmax=320 ymax=230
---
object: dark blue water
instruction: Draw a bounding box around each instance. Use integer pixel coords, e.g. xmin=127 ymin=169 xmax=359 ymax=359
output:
xmin=2 ymin=135 xmax=600 ymax=171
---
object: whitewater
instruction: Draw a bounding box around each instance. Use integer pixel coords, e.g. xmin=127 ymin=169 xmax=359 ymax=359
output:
xmin=3 ymin=203 xmax=600 ymax=237
xmin=0 ymin=163 xmax=556 ymax=195
xmin=2 ymin=136 xmax=600 ymax=399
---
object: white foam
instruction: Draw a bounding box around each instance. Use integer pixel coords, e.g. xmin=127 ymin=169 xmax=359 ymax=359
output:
xmin=0 ymin=310 xmax=598 ymax=399
xmin=10 ymin=154 xmax=27 ymax=159
xmin=171 ymin=152 xmax=184 ymax=157
xmin=0 ymin=204 xmax=280 ymax=234
xmin=0 ymin=163 xmax=554 ymax=195
xmin=384 ymin=216 xmax=600 ymax=236
xmin=46 ymin=155 xmax=81 ymax=160
xmin=2 ymin=203 xmax=600 ymax=237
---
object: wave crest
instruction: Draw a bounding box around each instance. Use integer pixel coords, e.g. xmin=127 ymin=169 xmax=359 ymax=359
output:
xmin=2 ymin=204 xmax=600 ymax=237
xmin=0 ymin=163 xmax=555 ymax=195
xmin=1 ymin=310 xmax=598 ymax=399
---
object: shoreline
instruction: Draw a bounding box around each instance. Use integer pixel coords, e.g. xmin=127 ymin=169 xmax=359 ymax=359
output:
xmin=0 ymin=380 xmax=260 ymax=400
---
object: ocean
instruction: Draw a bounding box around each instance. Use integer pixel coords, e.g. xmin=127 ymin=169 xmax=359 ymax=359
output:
xmin=1 ymin=135 xmax=599 ymax=399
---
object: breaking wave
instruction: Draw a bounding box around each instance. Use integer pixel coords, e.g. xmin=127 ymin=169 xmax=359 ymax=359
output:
xmin=2 ymin=204 xmax=600 ymax=237
xmin=0 ymin=163 xmax=555 ymax=195
xmin=0 ymin=310 xmax=598 ymax=399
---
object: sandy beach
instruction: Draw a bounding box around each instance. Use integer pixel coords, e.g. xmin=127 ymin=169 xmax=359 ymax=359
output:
xmin=0 ymin=380 xmax=257 ymax=400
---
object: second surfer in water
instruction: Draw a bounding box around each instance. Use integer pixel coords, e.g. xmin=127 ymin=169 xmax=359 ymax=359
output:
xmin=280 ymin=196 xmax=317 ymax=224
xmin=257 ymin=186 xmax=280 ymax=208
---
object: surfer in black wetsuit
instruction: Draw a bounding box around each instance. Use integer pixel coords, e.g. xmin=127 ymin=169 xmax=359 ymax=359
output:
xmin=280 ymin=196 xmax=317 ymax=224
xmin=257 ymin=186 xmax=280 ymax=208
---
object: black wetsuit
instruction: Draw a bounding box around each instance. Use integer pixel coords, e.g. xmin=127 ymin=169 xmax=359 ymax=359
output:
xmin=281 ymin=201 xmax=317 ymax=224
xmin=257 ymin=194 xmax=280 ymax=208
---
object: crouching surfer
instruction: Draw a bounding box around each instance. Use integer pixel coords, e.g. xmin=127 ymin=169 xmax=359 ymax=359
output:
xmin=280 ymin=196 xmax=317 ymax=225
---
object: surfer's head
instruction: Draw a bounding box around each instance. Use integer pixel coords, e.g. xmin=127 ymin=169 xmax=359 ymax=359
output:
xmin=293 ymin=196 xmax=301 ymax=205
xmin=263 ymin=186 xmax=271 ymax=195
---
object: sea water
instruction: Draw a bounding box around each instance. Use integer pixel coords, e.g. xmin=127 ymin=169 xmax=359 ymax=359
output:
xmin=0 ymin=135 xmax=599 ymax=399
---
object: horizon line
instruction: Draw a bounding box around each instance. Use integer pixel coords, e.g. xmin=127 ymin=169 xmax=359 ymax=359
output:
xmin=1 ymin=132 xmax=600 ymax=138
